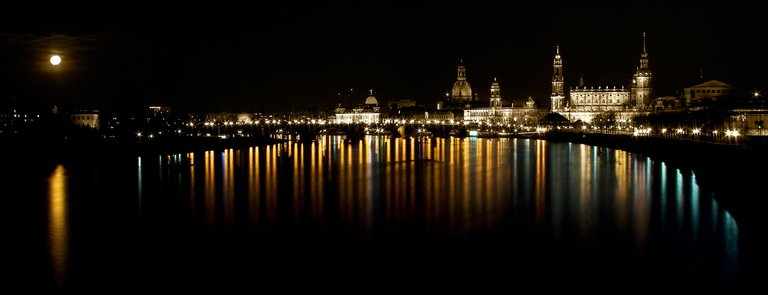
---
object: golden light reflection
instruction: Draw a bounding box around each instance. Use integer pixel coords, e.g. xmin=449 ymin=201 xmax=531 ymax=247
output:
xmin=223 ymin=149 xmax=235 ymax=227
xmin=633 ymin=157 xmax=651 ymax=251
xmin=461 ymin=138 xmax=470 ymax=234
xmin=162 ymin=133 xmax=737 ymax=269
xmin=613 ymin=150 xmax=629 ymax=231
xmin=248 ymin=147 xmax=260 ymax=225
xmin=534 ymin=140 xmax=547 ymax=226
xmin=294 ymin=143 xmax=305 ymax=221
xmin=265 ymin=145 xmax=277 ymax=224
xmin=188 ymin=152 xmax=195 ymax=214
xmin=48 ymin=165 xmax=68 ymax=288
xmin=578 ymin=144 xmax=593 ymax=242
xmin=204 ymin=151 xmax=215 ymax=229
xmin=311 ymin=142 xmax=324 ymax=222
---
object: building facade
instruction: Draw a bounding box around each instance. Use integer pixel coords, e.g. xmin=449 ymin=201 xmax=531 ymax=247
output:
xmin=70 ymin=110 xmax=100 ymax=129
xmin=569 ymin=86 xmax=630 ymax=112
xmin=551 ymin=33 xmax=653 ymax=121
xmin=683 ymin=80 xmax=733 ymax=105
xmin=335 ymin=91 xmax=382 ymax=124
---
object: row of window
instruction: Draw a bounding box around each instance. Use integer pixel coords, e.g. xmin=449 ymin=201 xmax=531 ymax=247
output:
xmin=695 ymin=89 xmax=729 ymax=94
xmin=573 ymin=99 xmax=625 ymax=105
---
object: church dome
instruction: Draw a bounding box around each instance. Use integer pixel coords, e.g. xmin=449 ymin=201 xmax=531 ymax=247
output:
xmin=365 ymin=95 xmax=378 ymax=105
xmin=451 ymin=80 xmax=472 ymax=101
xmin=450 ymin=63 xmax=473 ymax=101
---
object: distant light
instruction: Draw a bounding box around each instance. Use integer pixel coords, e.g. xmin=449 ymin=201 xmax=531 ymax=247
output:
xmin=50 ymin=55 xmax=61 ymax=66
xmin=754 ymin=91 xmax=760 ymax=98
xmin=692 ymin=128 xmax=701 ymax=134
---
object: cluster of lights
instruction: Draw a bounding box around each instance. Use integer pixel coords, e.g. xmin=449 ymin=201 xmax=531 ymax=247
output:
xmin=725 ymin=130 xmax=740 ymax=137
xmin=633 ymin=128 xmax=652 ymax=136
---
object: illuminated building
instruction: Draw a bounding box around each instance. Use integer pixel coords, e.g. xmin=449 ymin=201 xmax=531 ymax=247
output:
xmin=631 ymin=32 xmax=652 ymax=107
xmin=550 ymin=45 xmax=565 ymax=112
xmin=69 ymin=110 xmax=100 ymax=129
xmin=552 ymin=33 xmax=653 ymax=122
xmin=335 ymin=90 xmax=382 ymax=124
xmin=463 ymin=73 xmax=545 ymax=124
xmin=569 ymin=85 xmax=630 ymax=112
xmin=450 ymin=60 xmax=473 ymax=102
xmin=490 ymin=77 xmax=501 ymax=108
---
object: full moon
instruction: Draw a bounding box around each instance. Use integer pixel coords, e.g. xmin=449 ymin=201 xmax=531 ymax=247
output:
xmin=50 ymin=55 xmax=61 ymax=66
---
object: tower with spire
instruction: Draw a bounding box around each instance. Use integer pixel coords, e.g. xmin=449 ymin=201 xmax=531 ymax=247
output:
xmin=490 ymin=77 xmax=501 ymax=107
xmin=450 ymin=59 xmax=473 ymax=102
xmin=631 ymin=32 xmax=652 ymax=108
xmin=551 ymin=45 xmax=565 ymax=112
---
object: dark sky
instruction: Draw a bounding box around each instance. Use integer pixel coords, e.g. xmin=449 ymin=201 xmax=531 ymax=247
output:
xmin=1 ymin=1 xmax=765 ymax=112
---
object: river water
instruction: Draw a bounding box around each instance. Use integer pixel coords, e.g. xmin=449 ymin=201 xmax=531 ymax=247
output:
xmin=8 ymin=136 xmax=743 ymax=293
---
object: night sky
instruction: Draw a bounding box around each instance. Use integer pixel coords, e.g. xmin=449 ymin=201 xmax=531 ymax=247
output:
xmin=1 ymin=1 xmax=765 ymax=112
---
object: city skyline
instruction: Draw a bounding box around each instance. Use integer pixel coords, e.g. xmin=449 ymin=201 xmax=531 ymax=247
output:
xmin=1 ymin=2 xmax=765 ymax=112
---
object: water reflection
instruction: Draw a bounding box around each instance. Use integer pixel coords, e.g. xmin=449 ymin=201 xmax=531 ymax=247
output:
xmin=48 ymin=165 xmax=68 ymax=289
xmin=138 ymin=136 xmax=740 ymax=274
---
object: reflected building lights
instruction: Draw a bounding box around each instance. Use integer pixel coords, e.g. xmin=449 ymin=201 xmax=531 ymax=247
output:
xmin=534 ymin=140 xmax=546 ymax=226
xmin=223 ymin=149 xmax=235 ymax=227
xmin=189 ymin=152 xmax=195 ymax=215
xmin=205 ymin=151 xmax=215 ymax=229
xmin=146 ymin=135 xmax=740 ymax=275
xmin=137 ymin=157 xmax=143 ymax=217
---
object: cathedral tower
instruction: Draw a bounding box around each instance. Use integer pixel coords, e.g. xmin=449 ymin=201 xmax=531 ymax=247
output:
xmin=490 ymin=77 xmax=501 ymax=107
xmin=551 ymin=45 xmax=565 ymax=112
xmin=631 ymin=32 xmax=652 ymax=108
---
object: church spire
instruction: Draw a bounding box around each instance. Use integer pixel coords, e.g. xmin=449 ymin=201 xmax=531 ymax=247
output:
xmin=550 ymin=45 xmax=565 ymax=112
xmin=632 ymin=32 xmax=652 ymax=108
xmin=639 ymin=32 xmax=649 ymax=69
xmin=457 ymin=59 xmax=467 ymax=81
